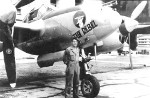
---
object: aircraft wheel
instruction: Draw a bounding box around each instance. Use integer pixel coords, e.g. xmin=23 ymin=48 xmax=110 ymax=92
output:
xmin=81 ymin=75 xmax=100 ymax=98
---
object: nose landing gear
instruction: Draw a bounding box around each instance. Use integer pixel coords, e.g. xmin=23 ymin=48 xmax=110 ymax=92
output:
xmin=79 ymin=58 xmax=100 ymax=98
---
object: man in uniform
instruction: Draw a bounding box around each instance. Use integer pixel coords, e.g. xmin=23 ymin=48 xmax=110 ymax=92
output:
xmin=0 ymin=0 xmax=17 ymax=88
xmin=63 ymin=38 xmax=81 ymax=98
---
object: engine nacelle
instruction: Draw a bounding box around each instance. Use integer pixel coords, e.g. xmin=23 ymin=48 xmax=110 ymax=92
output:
xmin=127 ymin=34 xmax=137 ymax=50
xmin=0 ymin=41 xmax=3 ymax=52
xmin=84 ymin=32 xmax=123 ymax=55
xmin=37 ymin=50 xmax=65 ymax=68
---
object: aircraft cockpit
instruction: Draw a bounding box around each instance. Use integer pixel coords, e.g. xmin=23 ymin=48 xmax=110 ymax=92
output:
xmin=102 ymin=0 xmax=118 ymax=10
xmin=23 ymin=4 xmax=54 ymax=23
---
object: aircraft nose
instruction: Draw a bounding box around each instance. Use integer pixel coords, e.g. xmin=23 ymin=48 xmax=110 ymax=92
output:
xmin=102 ymin=7 xmax=122 ymax=30
xmin=109 ymin=9 xmax=122 ymax=30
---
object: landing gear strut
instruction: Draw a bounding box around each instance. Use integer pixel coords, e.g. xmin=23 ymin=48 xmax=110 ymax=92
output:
xmin=79 ymin=58 xmax=100 ymax=98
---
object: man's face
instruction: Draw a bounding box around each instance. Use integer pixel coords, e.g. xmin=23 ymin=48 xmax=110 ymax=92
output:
xmin=72 ymin=39 xmax=78 ymax=47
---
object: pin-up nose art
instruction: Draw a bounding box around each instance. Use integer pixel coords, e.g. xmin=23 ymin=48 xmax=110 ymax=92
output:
xmin=73 ymin=11 xmax=86 ymax=28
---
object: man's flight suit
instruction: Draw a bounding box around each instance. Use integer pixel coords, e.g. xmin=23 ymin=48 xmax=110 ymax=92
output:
xmin=63 ymin=46 xmax=80 ymax=98
xmin=0 ymin=0 xmax=17 ymax=84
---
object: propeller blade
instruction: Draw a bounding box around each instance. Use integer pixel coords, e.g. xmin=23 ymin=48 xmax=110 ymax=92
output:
xmin=2 ymin=32 xmax=16 ymax=88
xmin=136 ymin=24 xmax=150 ymax=29
xmin=131 ymin=1 xmax=147 ymax=19
xmin=128 ymin=33 xmax=133 ymax=70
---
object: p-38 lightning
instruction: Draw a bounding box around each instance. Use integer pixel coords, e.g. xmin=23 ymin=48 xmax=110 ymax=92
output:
xmin=0 ymin=0 xmax=149 ymax=97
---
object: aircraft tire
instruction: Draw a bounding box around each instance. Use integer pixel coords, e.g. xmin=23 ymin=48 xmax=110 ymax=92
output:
xmin=81 ymin=74 xmax=100 ymax=98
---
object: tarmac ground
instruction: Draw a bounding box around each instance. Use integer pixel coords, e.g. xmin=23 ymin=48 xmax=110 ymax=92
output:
xmin=0 ymin=54 xmax=150 ymax=98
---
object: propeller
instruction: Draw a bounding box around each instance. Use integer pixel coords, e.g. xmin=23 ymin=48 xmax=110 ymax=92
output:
xmin=129 ymin=1 xmax=147 ymax=69
xmin=3 ymin=29 xmax=16 ymax=88
xmin=119 ymin=1 xmax=147 ymax=36
xmin=131 ymin=1 xmax=147 ymax=19
xmin=119 ymin=1 xmax=147 ymax=69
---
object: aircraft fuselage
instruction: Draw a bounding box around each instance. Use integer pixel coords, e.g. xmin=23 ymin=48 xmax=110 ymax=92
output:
xmin=13 ymin=6 xmax=122 ymax=55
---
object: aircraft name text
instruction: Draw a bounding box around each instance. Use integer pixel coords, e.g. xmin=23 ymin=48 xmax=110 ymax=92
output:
xmin=73 ymin=20 xmax=98 ymax=39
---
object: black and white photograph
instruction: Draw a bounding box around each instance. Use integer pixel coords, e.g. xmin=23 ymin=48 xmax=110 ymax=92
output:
xmin=0 ymin=0 xmax=150 ymax=98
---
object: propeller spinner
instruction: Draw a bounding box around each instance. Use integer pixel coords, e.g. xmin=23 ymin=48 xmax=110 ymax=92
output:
xmin=119 ymin=1 xmax=147 ymax=35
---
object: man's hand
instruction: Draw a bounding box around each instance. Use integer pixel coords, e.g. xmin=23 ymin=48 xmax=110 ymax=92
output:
xmin=83 ymin=57 xmax=92 ymax=63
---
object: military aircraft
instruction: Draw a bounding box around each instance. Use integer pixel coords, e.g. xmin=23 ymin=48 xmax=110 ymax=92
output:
xmin=84 ymin=1 xmax=148 ymax=54
xmin=0 ymin=0 xmax=149 ymax=97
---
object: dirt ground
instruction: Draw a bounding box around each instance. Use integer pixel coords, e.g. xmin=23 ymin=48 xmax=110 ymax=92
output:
xmin=0 ymin=54 xmax=150 ymax=98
